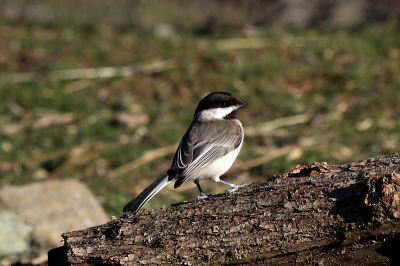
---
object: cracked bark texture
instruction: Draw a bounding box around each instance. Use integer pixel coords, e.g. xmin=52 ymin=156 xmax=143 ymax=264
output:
xmin=49 ymin=152 xmax=400 ymax=265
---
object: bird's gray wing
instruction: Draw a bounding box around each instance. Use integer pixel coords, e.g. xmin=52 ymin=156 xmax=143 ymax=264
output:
xmin=172 ymin=120 xmax=243 ymax=188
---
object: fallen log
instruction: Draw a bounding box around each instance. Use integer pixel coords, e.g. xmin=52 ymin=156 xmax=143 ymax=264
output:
xmin=49 ymin=152 xmax=400 ymax=265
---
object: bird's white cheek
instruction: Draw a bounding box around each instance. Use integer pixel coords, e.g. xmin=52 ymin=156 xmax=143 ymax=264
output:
xmin=196 ymin=107 xmax=236 ymax=120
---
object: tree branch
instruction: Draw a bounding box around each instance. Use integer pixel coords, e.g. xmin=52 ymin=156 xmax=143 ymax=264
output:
xmin=49 ymin=152 xmax=400 ymax=265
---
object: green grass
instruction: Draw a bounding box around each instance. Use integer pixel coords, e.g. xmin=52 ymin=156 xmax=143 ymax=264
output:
xmin=1 ymin=22 xmax=400 ymax=216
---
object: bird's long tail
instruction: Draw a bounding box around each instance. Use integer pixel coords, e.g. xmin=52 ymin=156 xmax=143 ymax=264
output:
xmin=123 ymin=172 xmax=171 ymax=213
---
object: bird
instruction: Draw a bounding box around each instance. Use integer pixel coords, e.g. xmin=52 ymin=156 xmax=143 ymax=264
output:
xmin=123 ymin=92 xmax=247 ymax=213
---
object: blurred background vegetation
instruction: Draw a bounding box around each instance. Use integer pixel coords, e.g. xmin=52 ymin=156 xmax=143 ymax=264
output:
xmin=1 ymin=0 xmax=400 ymax=217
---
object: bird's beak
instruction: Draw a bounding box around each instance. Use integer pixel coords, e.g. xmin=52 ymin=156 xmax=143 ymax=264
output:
xmin=236 ymin=101 xmax=248 ymax=109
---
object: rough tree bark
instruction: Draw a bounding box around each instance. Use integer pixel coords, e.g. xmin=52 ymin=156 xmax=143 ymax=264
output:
xmin=49 ymin=152 xmax=400 ymax=265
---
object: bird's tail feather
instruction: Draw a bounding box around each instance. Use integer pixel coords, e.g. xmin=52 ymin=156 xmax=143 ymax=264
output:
xmin=123 ymin=172 xmax=171 ymax=213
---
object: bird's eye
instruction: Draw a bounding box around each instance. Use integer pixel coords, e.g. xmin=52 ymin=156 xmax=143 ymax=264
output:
xmin=221 ymin=102 xmax=228 ymax=107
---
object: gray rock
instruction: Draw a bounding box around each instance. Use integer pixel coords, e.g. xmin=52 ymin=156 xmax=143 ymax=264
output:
xmin=0 ymin=179 xmax=109 ymax=259
xmin=0 ymin=211 xmax=33 ymax=264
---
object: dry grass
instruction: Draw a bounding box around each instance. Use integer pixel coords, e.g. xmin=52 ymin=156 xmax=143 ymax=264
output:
xmin=1 ymin=22 xmax=399 ymax=215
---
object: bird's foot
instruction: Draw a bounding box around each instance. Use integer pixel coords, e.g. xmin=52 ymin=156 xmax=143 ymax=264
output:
xmin=225 ymin=183 xmax=248 ymax=195
xmin=195 ymin=192 xmax=214 ymax=201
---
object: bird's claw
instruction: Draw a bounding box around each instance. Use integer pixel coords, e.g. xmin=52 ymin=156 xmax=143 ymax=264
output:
xmin=225 ymin=183 xmax=248 ymax=195
xmin=195 ymin=192 xmax=214 ymax=201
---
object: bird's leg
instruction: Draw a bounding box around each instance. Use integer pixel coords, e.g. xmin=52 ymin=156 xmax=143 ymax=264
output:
xmin=217 ymin=179 xmax=248 ymax=194
xmin=194 ymin=179 xmax=212 ymax=200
